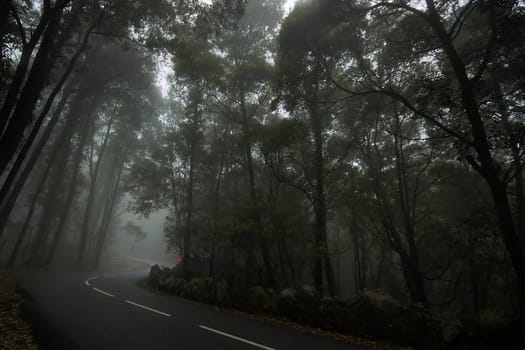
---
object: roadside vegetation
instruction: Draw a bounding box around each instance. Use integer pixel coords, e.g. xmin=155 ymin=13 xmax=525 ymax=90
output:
xmin=1 ymin=1 xmax=524 ymax=349
xmin=148 ymin=264 xmax=524 ymax=350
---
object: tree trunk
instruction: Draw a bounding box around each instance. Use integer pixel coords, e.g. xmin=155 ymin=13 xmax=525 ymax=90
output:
xmin=366 ymin=123 xmax=429 ymax=306
xmin=0 ymin=9 xmax=62 ymax=175
xmin=5 ymin=157 xmax=54 ymax=269
xmin=467 ymin=230 xmax=481 ymax=313
xmin=0 ymin=1 xmax=88 ymax=176
xmin=91 ymin=161 xmax=123 ymax=270
xmin=0 ymin=87 xmax=71 ymax=238
xmin=239 ymin=90 xmax=275 ymax=288
xmin=76 ymin=113 xmax=114 ymax=270
xmin=392 ymin=113 xmax=429 ymax=307
xmin=19 ymin=92 xmax=84 ymax=265
xmin=495 ymin=86 xmax=525 ymax=240
xmin=399 ymin=252 xmax=429 ymax=307
xmin=209 ymin=156 xmax=224 ymax=277
xmin=351 ymin=214 xmax=366 ymax=291
xmin=26 ymin=140 xmax=72 ymax=264
xmin=0 ymin=3 xmax=52 ymax=134
xmin=45 ymin=103 xmax=93 ymax=267
xmin=182 ymin=137 xmax=196 ymax=279
xmin=309 ymin=93 xmax=335 ymax=296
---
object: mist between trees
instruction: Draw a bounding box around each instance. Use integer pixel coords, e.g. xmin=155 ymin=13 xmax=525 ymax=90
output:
xmin=0 ymin=0 xmax=524 ymax=322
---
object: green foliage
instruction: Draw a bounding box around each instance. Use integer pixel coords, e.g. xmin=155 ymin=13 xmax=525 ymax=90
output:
xmin=149 ymin=265 xmax=227 ymax=304
xmin=258 ymin=117 xmax=308 ymax=155
xmin=173 ymin=36 xmax=224 ymax=80
xmin=276 ymin=0 xmax=361 ymax=109
xmin=246 ymin=286 xmax=277 ymax=314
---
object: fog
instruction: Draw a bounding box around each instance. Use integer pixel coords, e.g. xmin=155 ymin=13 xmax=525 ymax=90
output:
xmin=106 ymin=207 xmax=172 ymax=264
xmin=0 ymin=1 xmax=524 ymax=343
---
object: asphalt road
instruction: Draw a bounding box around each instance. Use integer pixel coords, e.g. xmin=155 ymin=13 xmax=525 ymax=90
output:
xmin=17 ymin=268 xmax=362 ymax=350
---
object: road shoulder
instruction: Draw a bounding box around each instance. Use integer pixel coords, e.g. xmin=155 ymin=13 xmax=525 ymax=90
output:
xmin=0 ymin=270 xmax=40 ymax=350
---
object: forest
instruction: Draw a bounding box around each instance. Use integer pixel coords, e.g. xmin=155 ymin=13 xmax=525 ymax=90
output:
xmin=0 ymin=0 xmax=524 ymax=345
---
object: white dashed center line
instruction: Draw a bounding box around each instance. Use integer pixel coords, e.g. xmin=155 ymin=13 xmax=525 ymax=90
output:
xmin=82 ymin=274 xmax=276 ymax=348
xmin=124 ymin=300 xmax=171 ymax=317
xmin=198 ymin=325 xmax=276 ymax=350
xmin=83 ymin=276 xmax=170 ymax=317
xmin=93 ymin=288 xmax=114 ymax=297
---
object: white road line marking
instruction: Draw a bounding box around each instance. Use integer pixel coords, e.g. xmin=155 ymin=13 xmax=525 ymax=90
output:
xmin=198 ymin=325 xmax=276 ymax=350
xmin=84 ymin=276 xmax=98 ymax=287
xmin=93 ymin=288 xmax=114 ymax=297
xmin=125 ymin=300 xmax=171 ymax=317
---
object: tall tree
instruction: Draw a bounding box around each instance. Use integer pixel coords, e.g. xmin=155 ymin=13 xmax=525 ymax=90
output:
xmin=171 ymin=0 xmax=284 ymax=287
xmin=276 ymin=1 xmax=355 ymax=295
xmin=295 ymin=0 xmax=525 ymax=317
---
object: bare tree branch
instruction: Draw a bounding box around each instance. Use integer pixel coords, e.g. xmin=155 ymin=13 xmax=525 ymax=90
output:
xmin=365 ymin=1 xmax=428 ymax=19
xmin=325 ymin=71 xmax=475 ymax=147
xmin=448 ymin=0 xmax=476 ymax=39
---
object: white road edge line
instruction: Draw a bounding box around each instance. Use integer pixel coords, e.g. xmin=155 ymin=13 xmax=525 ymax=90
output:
xmin=198 ymin=325 xmax=276 ymax=350
xmin=93 ymin=288 xmax=114 ymax=297
xmin=84 ymin=276 xmax=97 ymax=287
xmin=125 ymin=300 xmax=171 ymax=317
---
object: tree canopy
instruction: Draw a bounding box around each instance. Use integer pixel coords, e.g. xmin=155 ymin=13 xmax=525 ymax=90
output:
xmin=1 ymin=0 xmax=525 ymax=338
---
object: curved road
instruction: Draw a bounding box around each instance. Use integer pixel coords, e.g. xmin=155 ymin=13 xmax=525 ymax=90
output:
xmin=18 ymin=268 xmax=361 ymax=350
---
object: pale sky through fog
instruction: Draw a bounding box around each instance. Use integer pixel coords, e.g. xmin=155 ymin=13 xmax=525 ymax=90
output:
xmin=284 ymin=0 xmax=298 ymax=14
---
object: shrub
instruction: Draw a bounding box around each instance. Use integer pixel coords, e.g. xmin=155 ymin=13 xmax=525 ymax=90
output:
xmin=277 ymin=287 xmax=297 ymax=320
xmin=215 ymin=279 xmax=228 ymax=305
xmin=148 ymin=265 xmax=161 ymax=288
xmin=469 ymin=311 xmax=523 ymax=350
xmin=149 ymin=268 xmax=488 ymax=349
xmin=158 ymin=276 xmax=170 ymax=291
xmin=201 ymin=277 xmax=216 ymax=303
xmin=178 ymin=279 xmax=191 ymax=298
xmin=320 ymin=297 xmax=355 ymax=332
xmin=389 ymin=305 xmax=442 ymax=349
xmin=295 ymin=285 xmax=322 ymax=326
xmin=264 ymin=288 xmax=278 ymax=314
xmin=247 ymin=286 xmax=267 ymax=313
xmin=441 ymin=317 xmax=485 ymax=350
xmin=189 ymin=278 xmax=206 ymax=301
xmin=223 ymin=290 xmax=248 ymax=310
xmin=349 ymin=291 xmax=443 ymax=349
xmin=166 ymin=278 xmax=186 ymax=295
xmin=246 ymin=287 xmax=278 ymax=314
